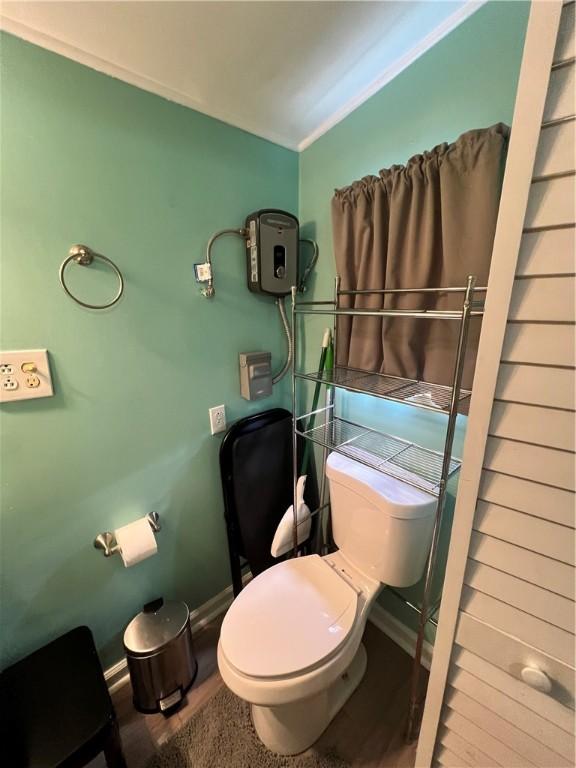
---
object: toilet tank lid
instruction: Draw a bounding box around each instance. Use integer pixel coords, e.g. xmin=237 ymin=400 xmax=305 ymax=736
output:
xmin=326 ymin=451 xmax=436 ymax=519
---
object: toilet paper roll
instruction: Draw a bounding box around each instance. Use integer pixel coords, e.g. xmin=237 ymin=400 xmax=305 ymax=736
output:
xmin=114 ymin=517 xmax=158 ymax=567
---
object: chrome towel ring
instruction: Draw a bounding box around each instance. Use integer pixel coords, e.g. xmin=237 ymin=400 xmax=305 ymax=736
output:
xmin=60 ymin=244 xmax=124 ymax=309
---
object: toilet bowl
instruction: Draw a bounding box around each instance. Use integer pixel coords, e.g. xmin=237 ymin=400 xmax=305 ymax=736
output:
xmin=218 ymin=552 xmax=380 ymax=754
xmin=218 ymin=450 xmax=437 ymax=755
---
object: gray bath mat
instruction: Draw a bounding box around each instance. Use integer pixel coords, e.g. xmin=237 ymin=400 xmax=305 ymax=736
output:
xmin=146 ymin=685 xmax=350 ymax=768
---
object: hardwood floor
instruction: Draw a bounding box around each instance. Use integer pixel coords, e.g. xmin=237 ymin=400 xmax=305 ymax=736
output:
xmin=316 ymin=622 xmax=426 ymax=767
xmin=89 ymin=618 xmax=426 ymax=768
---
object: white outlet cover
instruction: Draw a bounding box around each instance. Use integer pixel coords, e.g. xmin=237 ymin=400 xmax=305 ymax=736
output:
xmin=209 ymin=404 xmax=226 ymax=435
xmin=0 ymin=349 xmax=54 ymax=403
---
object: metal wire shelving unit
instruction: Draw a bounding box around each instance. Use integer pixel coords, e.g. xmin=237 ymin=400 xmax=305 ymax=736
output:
xmin=289 ymin=275 xmax=484 ymax=741
xmin=296 ymin=366 xmax=471 ymax=413
xmin=297 ymin=410 xmax=462 ymax=495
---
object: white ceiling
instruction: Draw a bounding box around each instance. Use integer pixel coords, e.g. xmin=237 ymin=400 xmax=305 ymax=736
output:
xmin=0 ymin=1 xmax=483 ymax=151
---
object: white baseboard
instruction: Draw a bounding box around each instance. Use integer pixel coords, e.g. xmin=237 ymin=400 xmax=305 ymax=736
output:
xmin=105 ymin=580 xmax=432 ymax=694
xmin=368 ymin=602 xmax=433 ymax=670
xmin=104 ymin=575 xmax=249 ymax=694
xmin=105 ymin=658 xmax=132 ymax=695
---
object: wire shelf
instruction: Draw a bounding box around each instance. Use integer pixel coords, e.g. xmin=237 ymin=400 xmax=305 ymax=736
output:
xmin=296 ymin=366 xmax=471 ymax=413
xmin=296 ymin=412 xmax=461 ymax=495
xmin=293 ymin=306 xmax=484 ymax=319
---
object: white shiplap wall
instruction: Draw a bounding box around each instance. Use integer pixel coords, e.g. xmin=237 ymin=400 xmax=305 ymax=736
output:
xmin=424 ymin=2 xmax=575 ymax=766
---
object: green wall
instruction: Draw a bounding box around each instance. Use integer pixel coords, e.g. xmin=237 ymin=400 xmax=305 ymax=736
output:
xmin=1 ymin=0 xmax=530 ymax=670
xmin=297 ymin=0 xmax=529 ymax=633
xmin=0 ymin=32 xmax=297 ymax=668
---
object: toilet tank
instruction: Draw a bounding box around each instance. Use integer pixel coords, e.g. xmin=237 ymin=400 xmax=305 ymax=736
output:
xmin=326 ymin=451 xmax=437 ymax=587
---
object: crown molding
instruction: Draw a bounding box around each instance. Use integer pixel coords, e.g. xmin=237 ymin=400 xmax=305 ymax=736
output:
xmin=1 ymin=2 xmax=486 ymax=154
xmin=297 ymin=0 xmax=487 ymax=152
xmin=0 ymin=14 xmax=299 ymax=151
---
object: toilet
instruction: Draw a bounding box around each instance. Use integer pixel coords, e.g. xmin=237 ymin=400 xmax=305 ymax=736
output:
xmin=217 ymin=450 xmax=437 ymax=755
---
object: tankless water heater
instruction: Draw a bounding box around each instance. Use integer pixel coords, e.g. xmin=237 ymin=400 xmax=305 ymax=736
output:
xmin=245 ymin=210 xmax=299 ymax=296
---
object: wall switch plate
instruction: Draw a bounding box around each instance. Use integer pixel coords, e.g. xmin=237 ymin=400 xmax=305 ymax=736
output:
xmin=209 ymin=404 xmax=226 ymax=435
xmin=0 ymin=350 xmax=54 ymax=402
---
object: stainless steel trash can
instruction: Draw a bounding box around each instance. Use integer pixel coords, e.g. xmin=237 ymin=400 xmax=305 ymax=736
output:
xmin=124 ymin=598 xmax=197 ymax=714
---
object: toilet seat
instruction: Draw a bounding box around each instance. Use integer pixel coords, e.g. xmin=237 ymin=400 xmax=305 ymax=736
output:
xmin=220 ymin=555 xmax=358 ymax=679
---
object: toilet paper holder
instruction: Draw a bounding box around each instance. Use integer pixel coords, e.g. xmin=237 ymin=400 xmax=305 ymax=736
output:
xmin=94 ymin=512 xmax=161 ymax=557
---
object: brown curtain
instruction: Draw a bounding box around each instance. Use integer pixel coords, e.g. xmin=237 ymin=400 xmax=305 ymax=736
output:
xmin=331 ymin=123 xmax=509 ymax=391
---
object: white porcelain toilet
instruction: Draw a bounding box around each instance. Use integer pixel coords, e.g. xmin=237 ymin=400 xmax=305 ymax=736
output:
xmin=217 ymin=451 xmax=437 ymax=755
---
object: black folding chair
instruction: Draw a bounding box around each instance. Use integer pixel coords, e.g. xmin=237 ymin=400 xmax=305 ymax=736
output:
xmin=219 ymin=408 xmax=318 ymax=596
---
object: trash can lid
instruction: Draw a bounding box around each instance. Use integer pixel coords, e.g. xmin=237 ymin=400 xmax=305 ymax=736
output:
xmin=124 ymin=598 xmax=190 ymax=655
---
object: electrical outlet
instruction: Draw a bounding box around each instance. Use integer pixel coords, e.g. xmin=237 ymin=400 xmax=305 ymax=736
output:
xmin=0 ymin=350 xmax=53 ymax=403
xmin=209 ymin=404 xmax=226 ymax=435
xmin=25 ymin=374 xmax=41 ymax=389
xmin=1 ymin=377 xmax=18 ymax=391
